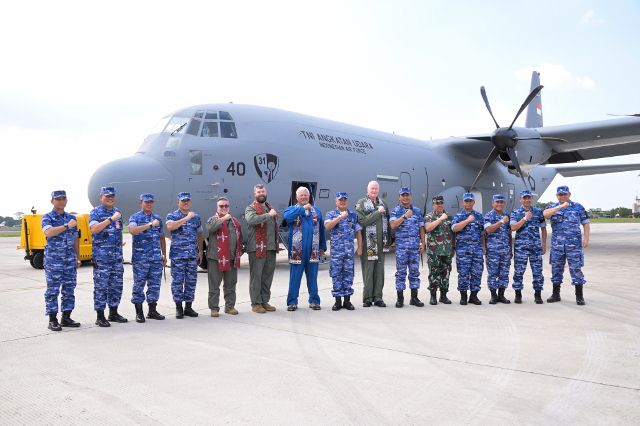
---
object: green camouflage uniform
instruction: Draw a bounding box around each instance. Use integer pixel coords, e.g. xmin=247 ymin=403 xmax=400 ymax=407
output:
xmin=424 ymin=210 xmax=455 ymax=291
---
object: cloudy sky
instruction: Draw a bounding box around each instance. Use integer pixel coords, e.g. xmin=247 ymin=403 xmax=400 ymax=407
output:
xmin=1 ymin=0 xmax=639 ymax=216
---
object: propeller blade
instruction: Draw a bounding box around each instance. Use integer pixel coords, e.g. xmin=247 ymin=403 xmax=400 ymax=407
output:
xmin=508 ymin=85 xmax=544 ymax=130
xmin=480 ymin=86 xmax=500 ymax=129
xmin=607 ymin=113 xmax=640 ymax=117
xmin=470 ymin=147 xmax=500 ymax=190
xmin=514 ymin=136 xmax=569 ymax=143
xmin=465 ymin=136 xmax=493 ymax=142
xmin=506 ymin=146 xmax=528 ymax=189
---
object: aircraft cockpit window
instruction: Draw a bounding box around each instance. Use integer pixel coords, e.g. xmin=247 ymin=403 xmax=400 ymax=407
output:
xmin=186 ymin=119 xmax=202 ymax=136
xmin=201 ymin=122 xmax=219 ymax=137
xmin=194 ymin=111 xmax=205 ymax=119
xmin=219 ymin=111 xmax=233 ymax=120
xmin=164 ymin=116 xmax=190 ymax=135
xmin=205 ymin=112 xmax=218 ymax=120
xmin=220 ymin=121 xmax=237 ymax=138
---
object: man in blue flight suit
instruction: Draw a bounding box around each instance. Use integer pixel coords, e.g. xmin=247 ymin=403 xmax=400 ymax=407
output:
xmin=284 ymin=186 xmax=327 ymax=311
xmin=167 ymin=192 xmax=203 ymax=319
xmin=41 ymin=190 xmax=81 ymax=331
xmin=324 ymin=192 xmax=362 ymax=311
xmin=510 ymin=190 xmax=547 ymax=304
xmin=90 ymin=186 xmax=127 ymax=327
xmin=484 ymin=194 xmax=512 ymax=304
xmin=390 ymin=187 xmax=425 ymax=308
xmin=128 ymin=193 xmax=167 ymax=323
xmin=451 ymin=192 xmax=485 ymax=305
xmin=543 ymin=185 xmax=590 ymax=305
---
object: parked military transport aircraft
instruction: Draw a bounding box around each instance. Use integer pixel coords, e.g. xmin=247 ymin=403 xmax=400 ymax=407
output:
xmin=88 ymin=72 xmax=640 ymax=228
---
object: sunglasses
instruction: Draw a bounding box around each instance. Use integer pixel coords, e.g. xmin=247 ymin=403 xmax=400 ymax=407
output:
xmin=218 ymin=204 xmax=230 ymax=208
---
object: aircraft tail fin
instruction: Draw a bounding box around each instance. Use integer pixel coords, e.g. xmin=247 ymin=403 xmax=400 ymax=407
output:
xmin=525 ymin=71 xmax=543 ymax=128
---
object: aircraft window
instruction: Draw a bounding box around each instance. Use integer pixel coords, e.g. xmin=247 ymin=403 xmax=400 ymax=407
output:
xmin=190 ymin=150 xmax=202 ymax=175
xmin=164 ymin=116 xmax=190 ymax=135
xmin=220 ymin=122 xmax=237 ymax=138
xmin=201 ymin=122 xmax=219 ymax=137
xmin=187 ymin=119 xmax=202 ymax=136
xmin=150 ymin=117 xmax=170 ymax=134
xmin=219 ymin=111 xmax=233 ymax=120
xmin=194 ymin=111 xmax=204 ymax=119
xmin=205 ymin=112 xmax=218 ymax=120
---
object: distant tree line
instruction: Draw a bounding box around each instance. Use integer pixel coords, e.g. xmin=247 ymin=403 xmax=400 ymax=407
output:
xmin=0 ymin=216 xmax=21 ymax=227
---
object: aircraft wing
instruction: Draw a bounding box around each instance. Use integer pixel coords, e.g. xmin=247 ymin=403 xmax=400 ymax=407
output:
xmin=551 ymin=163 xmax=640 ymax=177
xmin=540 ymin=117 xmax=640 ymax=163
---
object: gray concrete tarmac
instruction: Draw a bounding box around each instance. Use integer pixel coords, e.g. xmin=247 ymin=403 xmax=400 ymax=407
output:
xmin=0 ymin=224 xmax=639 ymax=425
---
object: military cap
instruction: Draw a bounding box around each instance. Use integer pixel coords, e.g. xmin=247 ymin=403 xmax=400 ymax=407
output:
xmin=335 ymin=192 xmax=349 ymax=199
xmin=140 ymin=193 xmax=155 ymax=202
xmin=51 ymin=190 xmax=67 ymax=199
xmin=520 ymin=190 xmax=532 ymax=197
xmin=432 ymin=195 xmax=444 ymax=203
xmin=177 ymin=192 xmax=191 ymax=201
xmin=399 ymin=187 xmax=411 ymax=195
xmin=101 ymin=186 xmax=116 ymax=196
xmin=462 ymin=192 xmax=474 ymax=201
xmin=556 ymin=185 xmax=570 ymax=194
xmin=492 ymin=194 xmax=505 ymax=201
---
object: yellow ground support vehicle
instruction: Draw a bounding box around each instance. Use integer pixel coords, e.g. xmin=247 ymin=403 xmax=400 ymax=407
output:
xmin=17 ymin=214 xmax=93 ymax=269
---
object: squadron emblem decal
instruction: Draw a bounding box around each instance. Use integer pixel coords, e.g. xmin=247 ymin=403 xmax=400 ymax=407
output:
xmin=254 ymin=153 xmax=280 ymax=184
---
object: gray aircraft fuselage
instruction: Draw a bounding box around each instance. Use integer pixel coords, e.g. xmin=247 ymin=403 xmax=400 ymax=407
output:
xmin=88 ymin=104 xmax=556 ymax=224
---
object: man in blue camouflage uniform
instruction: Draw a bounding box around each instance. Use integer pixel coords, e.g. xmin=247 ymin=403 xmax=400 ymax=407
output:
xmin=484 ymin=194 xmax=512 ymax=304
xmin=167 ymin=192 xmax=203 ymax=319
xmin=543 ymin=185 xmax=590 ymax=305
xmin=90 ymin=186 xmax=127 ymax=327
xmin=128 ymin=193 xmax=167 ymax=323
xmin=41 ymin=190 xmax=81 ymax=331
xmin=390 ymin=187 xmax=425 ymax=308
xmin=451 ymin=192 xmax=485 ymax=305
xmin=510 ymin=190 xmax=547 ymax=304
xmin=324 ymin=192 xmax=362 ymax=311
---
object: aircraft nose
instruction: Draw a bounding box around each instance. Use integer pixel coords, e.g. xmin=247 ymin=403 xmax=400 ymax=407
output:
xmin=88 ymin=155 xmax=174 ymax=217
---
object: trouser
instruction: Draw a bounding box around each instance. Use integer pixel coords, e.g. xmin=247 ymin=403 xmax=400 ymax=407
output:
xmin=207 ymin=258 xmax=237 ymax=309
xmin=287 ymin=258 xmax=320 ymax=305
xmin=427 ymin=254 xmax=452 ymax=291
xmin=44 ymin=263 xmax=76 ymax=315
xmin=93 ymin=259 xmax=124 ymax=311
xmin=513 ymin=245 xmax=544 ymax=291
xmin=330 ymin=250 xmax=355 ymax=297
xmin=456 ymin=246 xmax=483 ymax=292
xmin=248 ymin=251 xmax=276 ymax=304
xmin=131 ymin=260 xmax=163 ymax=304
xmin=550 ymin=241 xmax=586 ymax=285
xmin=361 ymin=254 xmax=385 ymax=302
xmin=485 ymin=251 xmax=511 ymax=290
xmin=171 ymin=257 xmax=198 ymax=302
xmin=395 ymin=245 xmax=420 ymax=290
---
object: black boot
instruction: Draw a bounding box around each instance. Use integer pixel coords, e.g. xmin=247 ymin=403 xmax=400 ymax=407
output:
xmin=534 ymin=290 xmax=544 ymax=304
xmin=575 ymin=285 xmax=586 ymax=306
xmin=514 ymin=290 xmax=522 ymax=304
xmin=342 ymin=296 xmax=355 ymax=310
xmin=48 ymin=313 xmax=62 ymax=331
xmin=135 ymin=303 xmax=146 ymax=323
xmin=429 ymin=289 xmax=438 ymax=305
xmin=469 ymin=291 xmax=482 ymax=305
xmin=439 ymin=290 xmax=452 ymax=304
xmin=108 ymin=306 xmax=128 ymax=323
xmin=498 ymin=288 xmax=510 ymax=304
xmin=95 ymin=310 xmax=111 ymax=327
xmin=176 ymin=302 xmax=184 ymax=319
xmin=332 ymin=297 xmax=342 ymax=311
xmin=410 ymin=288 xmax=424 ymax=307
xmin=547 ymin=285 xmax=561 ymax=303
xmin=460 ymin=290 xmax=468 ymax=305
xmin=184 ymin=302 xmax=199 ymax=317
xmin=147 ymin=302 xmax=165 ymax=320
xmin=396 ymin=290 xmax=404 ymax=308
xmin=489 ymin=289 xmax=498 ymax=305
xmin=61 ymin=310 xmax=81 ymax=327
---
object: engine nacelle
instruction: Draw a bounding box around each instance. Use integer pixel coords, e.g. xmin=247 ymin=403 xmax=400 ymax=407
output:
xmin=497 ymin=128 xmax=553 ymax=176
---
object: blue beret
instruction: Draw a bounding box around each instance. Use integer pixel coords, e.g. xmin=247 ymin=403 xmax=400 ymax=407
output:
xmin=177 ymin=192 xmax=191 ymax=201
xmin=399 ymin=187 xmax=411 ymax=195
xmin=101 ymin=186 xmax=116 ymax=196
xmin=520 ymin=190 xmax=532 ymax=197
xmin=140 ymin=193 xmax=155 ymax=202
xmin=51 ymin=190 xmax=66 ymax=199
xmin=462 ymin=192 xmax=474 ymax=201
xmin=335 ymin=192 xmax=349 ymax=199
xmin=556 ymin=185 xmax=570 ymax=194
xmin=492 ymin=194 xmax=505 ymax=201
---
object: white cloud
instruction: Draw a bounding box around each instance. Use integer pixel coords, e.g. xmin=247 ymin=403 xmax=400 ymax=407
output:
xmin=580 ymin=9 xmax=605 ymax=26
xmin=516 ymin=64 xmax=595 ymax=91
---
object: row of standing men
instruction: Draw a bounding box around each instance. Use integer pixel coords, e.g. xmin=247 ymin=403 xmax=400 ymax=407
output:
xmin=41 ymin=181 xmax=589 ymax=331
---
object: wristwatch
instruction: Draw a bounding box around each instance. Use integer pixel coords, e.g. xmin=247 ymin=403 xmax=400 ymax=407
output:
xmin=64 ymin=224 xmax=69 ymax=230
xmin=108 ymin=217 xmax=113 ymax=223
